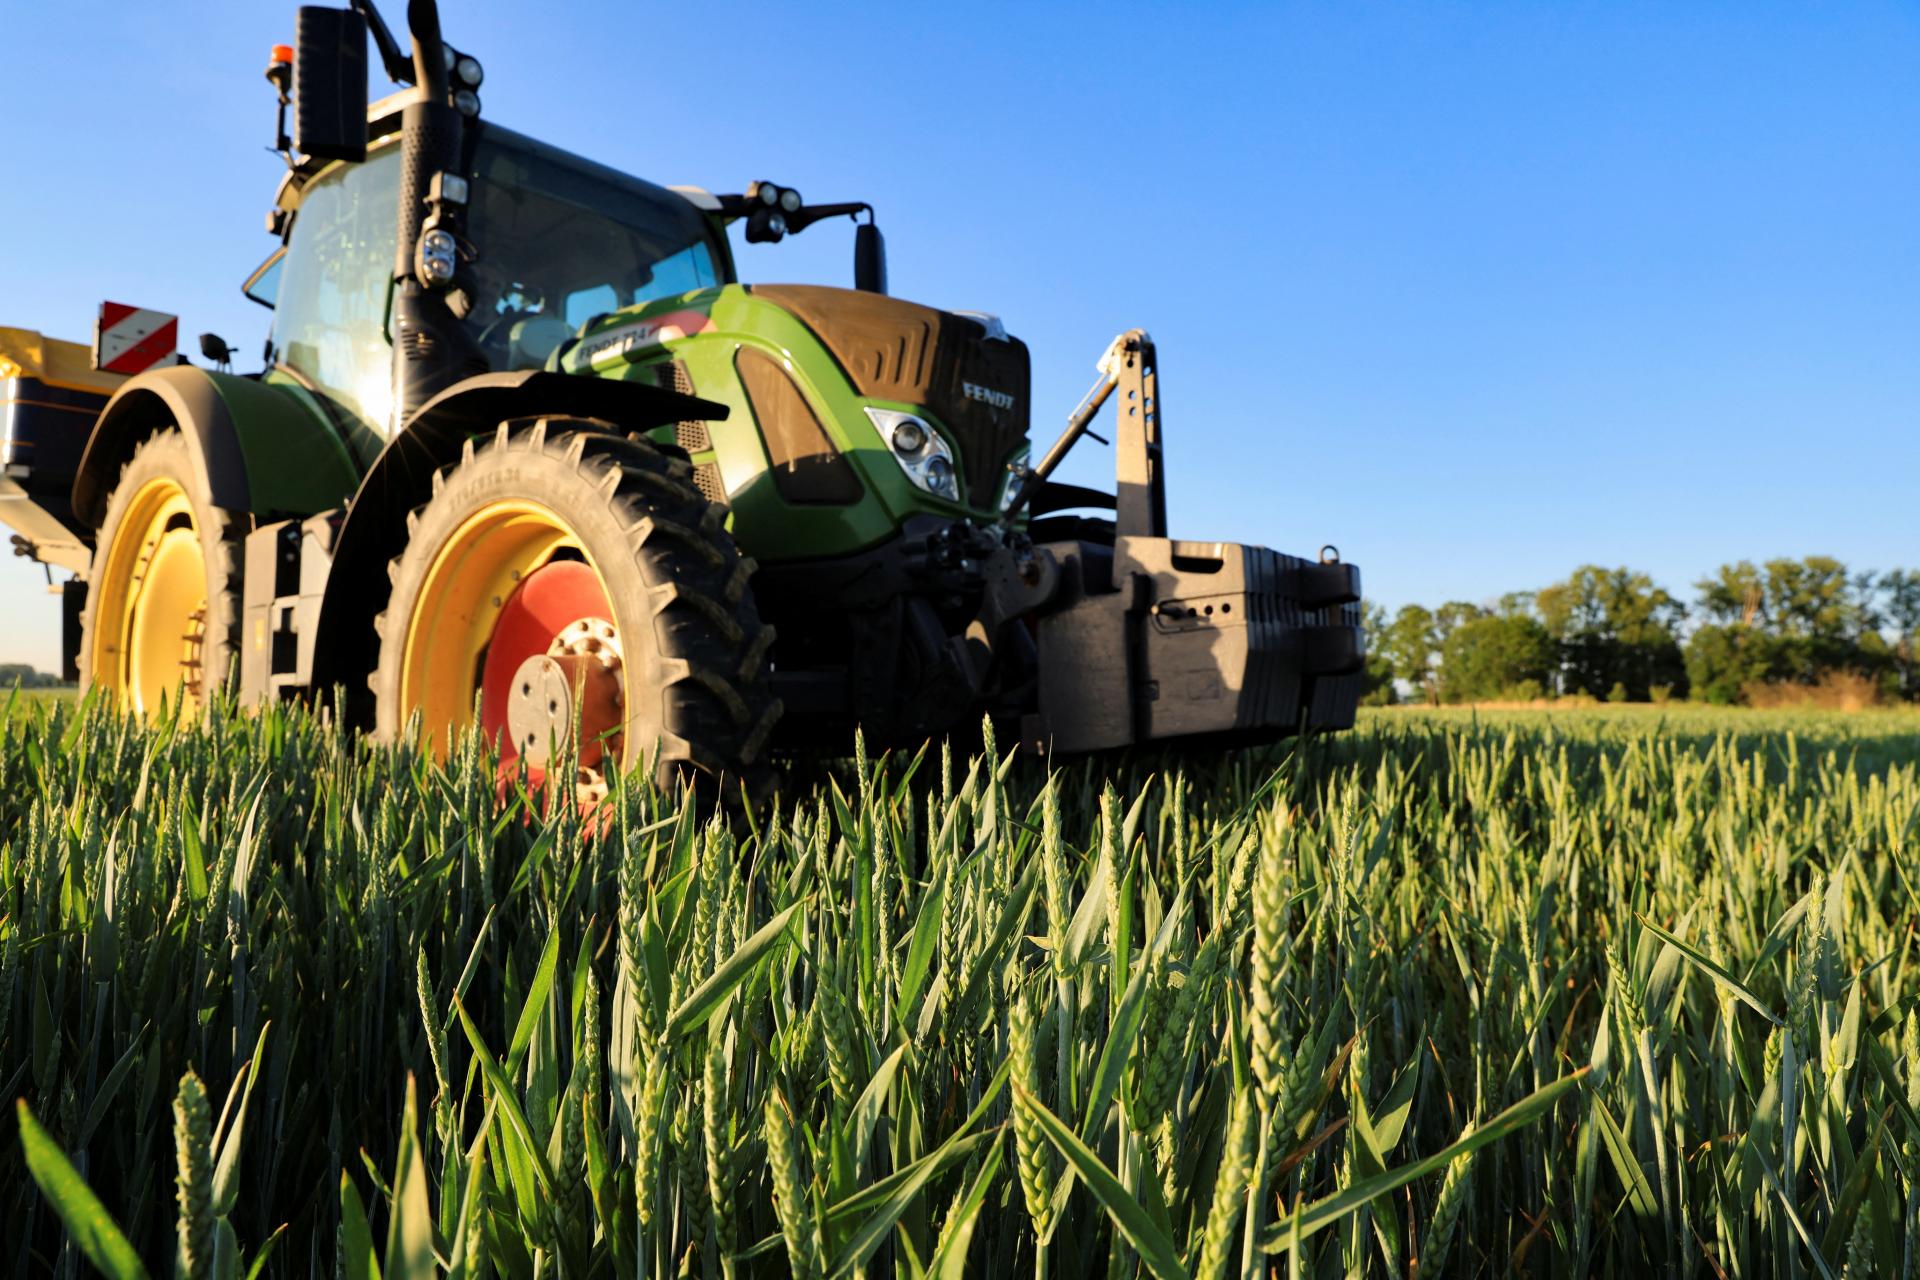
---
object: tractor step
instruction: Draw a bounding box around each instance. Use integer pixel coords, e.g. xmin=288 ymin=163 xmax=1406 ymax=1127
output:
xmin=239 ymin=512 xmax=339 ymax=703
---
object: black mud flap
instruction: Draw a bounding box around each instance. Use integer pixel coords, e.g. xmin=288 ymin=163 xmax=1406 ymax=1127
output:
xmin=61 ymin=578 xmax=86 ymax=683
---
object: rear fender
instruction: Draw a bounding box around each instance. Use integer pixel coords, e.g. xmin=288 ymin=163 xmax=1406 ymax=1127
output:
xmin=308 ymin=370 xmax=728 ymax=723
xmin=71 ymin=365 xmax=361 ymax=528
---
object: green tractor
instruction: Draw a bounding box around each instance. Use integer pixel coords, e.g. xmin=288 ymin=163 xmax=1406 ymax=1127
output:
xmin=2 ymin=0 xmax=1364 ymax=790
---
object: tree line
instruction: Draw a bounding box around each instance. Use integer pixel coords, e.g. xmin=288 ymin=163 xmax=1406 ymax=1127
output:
xmin=0 ymin=663 xmax=62 ymax=689
xmin=1363 ymin=556 xmax=1920 ymax=706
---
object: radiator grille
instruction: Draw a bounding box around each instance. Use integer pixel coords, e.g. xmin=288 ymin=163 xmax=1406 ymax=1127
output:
xmin=652 ymin=360 xmax=722 ymax=501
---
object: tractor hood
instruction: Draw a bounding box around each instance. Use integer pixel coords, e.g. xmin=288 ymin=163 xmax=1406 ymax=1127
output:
xmin=749 ymin=285 xmax=1030 ymax=504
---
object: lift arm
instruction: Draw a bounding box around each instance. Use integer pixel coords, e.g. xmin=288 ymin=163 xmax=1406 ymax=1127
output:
xmin=1005 ymin=329 xmax=1167 ymax=543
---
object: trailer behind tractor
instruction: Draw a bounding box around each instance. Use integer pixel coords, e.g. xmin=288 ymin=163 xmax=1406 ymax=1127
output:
xmin=0 ymin=0 xmax=1365 ymax=791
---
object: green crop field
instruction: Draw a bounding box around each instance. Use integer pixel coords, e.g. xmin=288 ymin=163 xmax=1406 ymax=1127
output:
xmin=0 ymin=688 xmax=75 ymax=717
xmin=2 ymin=699 xmax=1917 ymax=1278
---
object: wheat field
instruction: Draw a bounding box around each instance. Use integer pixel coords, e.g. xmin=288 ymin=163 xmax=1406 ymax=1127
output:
xmin=3 ymin=695 xmax=1917 ymax=1277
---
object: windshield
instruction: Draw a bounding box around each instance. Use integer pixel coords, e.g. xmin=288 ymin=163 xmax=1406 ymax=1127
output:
xmin=269 ymin=126 xmax=726 ymax=434
xmin=464 ymin=126 xmax=726 ymax=371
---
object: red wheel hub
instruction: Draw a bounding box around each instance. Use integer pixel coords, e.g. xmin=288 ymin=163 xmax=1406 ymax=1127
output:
xmin=478 ymin=560 xmax=620 ymax=766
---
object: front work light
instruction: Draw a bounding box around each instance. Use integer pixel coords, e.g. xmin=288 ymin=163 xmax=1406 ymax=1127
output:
xmin=417 ymin=228 xmax=458 ymax=286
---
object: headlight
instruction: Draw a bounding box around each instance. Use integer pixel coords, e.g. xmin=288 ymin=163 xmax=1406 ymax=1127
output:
xmin=453 ymin=89 xmax=481 ymax=117
xmin=891 ymin=419 xmax=926 ymax=453
xmin=924 ymin=456 xmax=957 ymax=500
xmin=865 ymin=407 xmax=961 ymax=503
xmin=456 ymin=56 xmax=484 ymax=87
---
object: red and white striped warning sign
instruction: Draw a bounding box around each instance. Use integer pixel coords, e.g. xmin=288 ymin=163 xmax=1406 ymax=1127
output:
xmin=91 ymin=302 xmax=178 ymax=375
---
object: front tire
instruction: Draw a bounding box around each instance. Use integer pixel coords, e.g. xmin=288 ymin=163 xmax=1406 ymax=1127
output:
xmin=79 ymin=430 xmax=247 ymax=717
xmin=370 ymin=420 xmax=781 ymax=793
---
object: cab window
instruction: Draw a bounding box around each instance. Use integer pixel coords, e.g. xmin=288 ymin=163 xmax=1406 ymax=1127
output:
xmin=464 ymin=129 xmax=722 ymax=368
xmin=270 ymin=147 xmax=402 ymax=432
xmin=243 ymin=250 xmax=284 ymax=309
xmin=634 ymin=244 xmax=718 ymax=305
xmin=564 ymin=284 xmax=618 ymax=329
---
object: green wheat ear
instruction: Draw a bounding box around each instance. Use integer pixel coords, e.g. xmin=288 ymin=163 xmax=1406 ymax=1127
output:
xmin=1008 ymin=987 xmax=1056 ymax=1237
xmin=1420 ymin=1119 xmax=1478 ymax=1275
xmin=1193 ymin=1093 xmax=1257 ymax=1280
xmin=703 ymin=1018 xmax=738 ymax=1267
xmin=1249 ymin=847 xmax=1291 ymax=1112
xmin=173 ymin=1070 xmax=213 ymax=1280
xmin=764 ymin=1086 xmax=819 ymax=1280
xmin=635 ymin=1041 xmax=669 ymax=1237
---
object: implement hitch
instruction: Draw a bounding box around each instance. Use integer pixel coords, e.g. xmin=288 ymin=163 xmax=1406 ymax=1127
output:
xmin=1006 ymin=328 xmax=1165 ymax=546
xmin=1017 ymin=330 xmax=1365 ymax=754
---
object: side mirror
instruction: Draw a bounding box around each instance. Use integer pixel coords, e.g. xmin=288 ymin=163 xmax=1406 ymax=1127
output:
xmin=854 ymin=221 xmax=888 ymax=295
xmin=293 ymin=6 xmax=369 ymax=162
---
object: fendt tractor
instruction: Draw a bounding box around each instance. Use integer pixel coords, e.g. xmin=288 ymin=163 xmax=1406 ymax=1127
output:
xmin=0 ymin=0 xmax=1364 ymax=791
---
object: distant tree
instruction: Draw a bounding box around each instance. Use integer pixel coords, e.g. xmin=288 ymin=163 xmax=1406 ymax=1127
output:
xmin=1684 ymin=625 xmax=1775 ymax=705
xmin=1359 ymin=602 xmax=1396 ymax=706
xmin=1881 ymin=568 xmax=1920 ymax=700
xmin=1762 ymin=556 xmax=1868 ymax=681
xmin=1434 ymin=601 xmax=1485 ymax=641
xmin=1690 ymin=561 xmax=1773 ymax=702
xmin=1379 ymin=604 xmax=1440 ymax=703
xmin=1495 ymin=590 xmax=1538 ymax=619
xmin=0 ymin=663 xmax=58 ymax=689
xmin=1534 ymin=565 xmax=1687 ymax=700
xmin=1693 ymin=561 xmax=1767 ymax=628
xmin=1689 ymin=556 xmax=1879 ymax=699
xmin=1437 ymin=612 xmax=1553 ymax=703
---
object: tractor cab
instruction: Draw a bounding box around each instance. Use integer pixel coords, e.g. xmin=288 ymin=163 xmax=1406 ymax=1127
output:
xmin=255 ymin=123 xmax=728 ymax=441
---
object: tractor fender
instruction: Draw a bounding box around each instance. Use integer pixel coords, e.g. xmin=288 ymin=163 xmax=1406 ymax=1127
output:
xmin=308 ymin=370 xmax=728 ymax=723
xmin=72 ymin=364 xmax=361 ymax=529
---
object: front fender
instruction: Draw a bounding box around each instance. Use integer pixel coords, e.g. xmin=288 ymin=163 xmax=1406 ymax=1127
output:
xmin=71 ymin=365 xmax=361 ymax=528
xmin=309 ymin=370 xmax=727 ymax=723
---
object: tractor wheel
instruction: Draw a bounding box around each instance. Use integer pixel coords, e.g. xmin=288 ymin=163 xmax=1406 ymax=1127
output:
xmin=369 ymin=419 xmax=781 ymax=796
xmin=79 ymin=429 xmax=247 ymax=717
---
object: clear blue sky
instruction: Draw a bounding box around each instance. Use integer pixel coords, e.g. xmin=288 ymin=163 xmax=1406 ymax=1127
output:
xmin=2 ymin=1 xmax=1916 ymax=670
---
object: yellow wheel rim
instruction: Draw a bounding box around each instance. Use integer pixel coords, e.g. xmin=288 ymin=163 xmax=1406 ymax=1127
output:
xmin=399 ymin=499 xmax=621 ymax=759
xmin=90 ymin=477 xmax=209 ymax=716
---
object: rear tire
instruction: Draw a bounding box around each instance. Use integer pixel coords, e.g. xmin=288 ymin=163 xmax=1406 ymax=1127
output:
xmin=370 ymin=419 xmax=781 ymax=794
xmin=79 ymin=429 xmax=247 ymax=717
